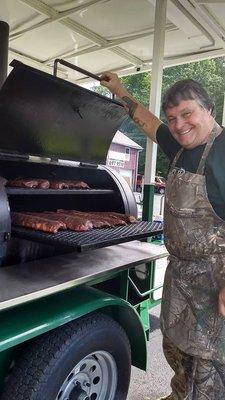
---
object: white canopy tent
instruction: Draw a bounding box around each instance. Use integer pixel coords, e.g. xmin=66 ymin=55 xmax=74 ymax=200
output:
xmin=1 ymin=0 xmax=225 ymax=217
xmin=1 ymin=0 xmax=225 ymax=82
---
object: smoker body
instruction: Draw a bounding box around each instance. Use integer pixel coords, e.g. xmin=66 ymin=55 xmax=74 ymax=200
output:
xmin=0 ymin=61 xmax=166 ymax=400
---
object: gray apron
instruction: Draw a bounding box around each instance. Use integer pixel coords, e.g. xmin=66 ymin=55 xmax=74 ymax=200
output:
xmin=160 ymin=127 xmax=225 ymax=364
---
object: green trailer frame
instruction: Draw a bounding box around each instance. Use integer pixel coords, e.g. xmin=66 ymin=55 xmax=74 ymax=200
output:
xmin=0 ymin=240 xmax=168 ymax=390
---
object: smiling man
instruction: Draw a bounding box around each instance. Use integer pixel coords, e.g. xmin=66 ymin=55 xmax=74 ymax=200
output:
xmin=101 ymin=74 xmax=225 ymax=400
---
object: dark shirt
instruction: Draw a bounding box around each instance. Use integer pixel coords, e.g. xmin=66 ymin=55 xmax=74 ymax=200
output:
xmin=156 ymin=123 xmax=225 ymax=220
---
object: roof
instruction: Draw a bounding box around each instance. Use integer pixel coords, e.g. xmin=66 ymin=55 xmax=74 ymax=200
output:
xmin=4 ymin=0 xmax=225 ymax=84
xmin=112 ymin=131 xmax=143 ymax=150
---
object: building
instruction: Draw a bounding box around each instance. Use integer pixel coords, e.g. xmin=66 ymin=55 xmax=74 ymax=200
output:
xmin=106 ymin=130 xmax=142 ymax=190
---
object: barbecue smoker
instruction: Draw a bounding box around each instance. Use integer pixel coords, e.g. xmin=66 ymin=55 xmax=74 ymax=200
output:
xmin=0 ymin=61 xmax=165 ymax=400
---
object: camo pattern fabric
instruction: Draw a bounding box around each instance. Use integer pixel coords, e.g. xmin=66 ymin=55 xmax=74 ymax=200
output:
xmin=163 ymin=335 xmax=225 ymax=400
xmin=160 ymin=128 xmax=225 ymax=398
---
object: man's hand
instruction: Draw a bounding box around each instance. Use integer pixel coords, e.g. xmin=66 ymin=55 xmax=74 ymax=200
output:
xmin=101 ymin=71 xmax=161 ymax=143
xmin=100 ymin=72 xmax=127 ymax=97
xmin=218 ymin=287 xmax=225 ymax=317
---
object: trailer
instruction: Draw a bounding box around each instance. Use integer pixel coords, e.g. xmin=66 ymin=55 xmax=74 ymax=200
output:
xmin=0 ymin=61 xmax=167 ymax=400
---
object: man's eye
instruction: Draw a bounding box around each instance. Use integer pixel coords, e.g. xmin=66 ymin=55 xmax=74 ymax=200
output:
xmin=168 ymin=118 xmax=175 ymax=123
xmin=183 ymin=112 xmax=191 ymax=117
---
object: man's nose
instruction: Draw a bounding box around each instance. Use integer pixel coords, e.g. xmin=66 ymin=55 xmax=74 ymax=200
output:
xmin=175 ymin=117 xmax=185 ymax=131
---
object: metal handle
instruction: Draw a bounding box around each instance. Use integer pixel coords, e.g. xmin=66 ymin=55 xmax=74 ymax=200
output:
xmin=53 ymin=59 xmax=116 ymax=100
xmin=128 ymin=276 xmax=163 ymax=298
xmin=53 ymin=59 xmax=101 ymax=82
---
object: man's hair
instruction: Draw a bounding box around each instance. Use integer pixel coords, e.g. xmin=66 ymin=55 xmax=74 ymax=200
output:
xmin=162 ymin=79 xmax=215 ymax=116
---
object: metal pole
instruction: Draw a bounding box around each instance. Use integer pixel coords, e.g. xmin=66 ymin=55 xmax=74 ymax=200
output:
xmin=222 ymin=93 xmax=225 ymax=127
xmin=143 ymin=0 xmax=167 ymax=221
xmin=0 ymin=21 xmax=9 ymax=89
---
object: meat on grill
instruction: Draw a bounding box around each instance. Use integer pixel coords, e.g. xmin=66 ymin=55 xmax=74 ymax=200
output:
xmin=92 ymin=212 xmax=137 ymax=224
xmin=66 ymin=181 xmax=90 ymax=189
xmin=57 ymin=210 xmax=111 ymax=228
xmin=7 ymin=179 xmax=39 ymax=188
xmin=11 ymin=212 xmax=66 ymax=233
xmin=7 ymin=179 xmax=89 ymax=190
xmin=30 ymin=212 xmax=93 ymax=232
xmin=49 ymin=181 xmax=69 ymax=189
xmin=36 ymin=179 xmax=50 ymax=189
xmin=11 ymin=208 xmax=136 ymax=234
xmin=57 ymin=210 xmax=127 ymax=227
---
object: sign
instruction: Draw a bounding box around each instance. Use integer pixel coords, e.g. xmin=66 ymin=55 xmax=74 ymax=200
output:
xmin=108 ymin=159 xmax=125 ymax=167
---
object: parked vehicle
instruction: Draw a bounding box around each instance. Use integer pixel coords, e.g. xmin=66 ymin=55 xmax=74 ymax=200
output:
xmin=154 ymin=176 xmax=166 ymax=194
xmin=136 ymin=174 xmax=143 ymax=193
xmin=136 ymin=175 xmax=166 ymax=195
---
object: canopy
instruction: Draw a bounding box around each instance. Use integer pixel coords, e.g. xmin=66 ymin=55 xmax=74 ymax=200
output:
xmin=4 ymin=0 xmax=225 ymax=84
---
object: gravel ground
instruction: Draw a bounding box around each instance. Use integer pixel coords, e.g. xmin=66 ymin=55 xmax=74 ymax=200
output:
xmin=127 ymin=304 xmax=173 ymax=400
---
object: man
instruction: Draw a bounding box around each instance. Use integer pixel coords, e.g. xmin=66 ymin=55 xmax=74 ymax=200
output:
xmin=101 ymin=73 xmax=225 ymax=400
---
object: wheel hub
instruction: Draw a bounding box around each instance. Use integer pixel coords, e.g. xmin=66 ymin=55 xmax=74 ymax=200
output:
xmin=70 ymin=382 xmax=89 ymax=400
xmin=56 ymin=351 xmax=117 ymax=400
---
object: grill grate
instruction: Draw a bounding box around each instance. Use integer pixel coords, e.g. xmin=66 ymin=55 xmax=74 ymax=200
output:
xmin=12 ymin=221 xmax=163 ymax=252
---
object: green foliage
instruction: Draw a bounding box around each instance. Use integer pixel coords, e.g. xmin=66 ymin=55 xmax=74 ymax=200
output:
xmin=90 ymin=58 xmax=225 ymax=177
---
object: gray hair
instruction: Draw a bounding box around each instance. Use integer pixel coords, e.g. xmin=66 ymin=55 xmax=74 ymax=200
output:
xmin=162 ymin=79 xmax=215 ymax=116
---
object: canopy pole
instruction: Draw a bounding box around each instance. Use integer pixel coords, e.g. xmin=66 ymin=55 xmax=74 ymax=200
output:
xmin=222 ymin=93 xmax=225 ymax=127
xmin=0 ymin=21 xmax=9 ymax=89
xmin=143 ymin=0 xmax=167 ymax=221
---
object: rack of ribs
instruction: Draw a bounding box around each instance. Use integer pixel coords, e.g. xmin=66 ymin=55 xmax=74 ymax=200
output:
xmin=27 ymin=212 xmax=93 ymax=232
xmin=11 ymin=212 xmax=66 ymax=233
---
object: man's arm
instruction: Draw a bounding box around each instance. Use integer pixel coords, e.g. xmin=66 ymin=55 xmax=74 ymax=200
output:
xmin=101 ymin=72 xmax=161 ymax=143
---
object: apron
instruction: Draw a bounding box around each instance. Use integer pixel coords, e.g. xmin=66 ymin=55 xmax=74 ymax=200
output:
xmin=160 ymin=127 xmax=225 ymax=364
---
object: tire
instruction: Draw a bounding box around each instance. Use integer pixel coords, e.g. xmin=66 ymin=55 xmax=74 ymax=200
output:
xmin=0 ymin=313 xmax=131 ymax=400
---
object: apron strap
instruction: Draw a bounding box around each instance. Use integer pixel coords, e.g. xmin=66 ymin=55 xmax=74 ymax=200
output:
xmin=196 ymin=123 xmax=222 ymax=175
xmin=170 ymin=147 xmax=183 ymax=171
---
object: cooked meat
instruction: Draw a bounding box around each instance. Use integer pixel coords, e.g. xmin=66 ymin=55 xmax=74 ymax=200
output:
xmin=7 ymin=179 xmax=39 ymax=188
xmin=36 ymin=179 xmax=50 ymax=189
xmin=49 ymin=181 xmax=69 ymax=189
xmin=66 ymin=181 xmax=90 ymax=189
xmin=11 ymin=212 xmax=66 ymax=233
xmin=93 ymin=212 xmax=137 ymax=224
xmin=57 ymin=210 xmax=111 ymax=228
xmin=57 ymin=210 xmax=126 ymax=227
xmin=40 ymin=212 xmax=93 ymax=232
xmin=7 ymin=179 xmax=89 ymax=190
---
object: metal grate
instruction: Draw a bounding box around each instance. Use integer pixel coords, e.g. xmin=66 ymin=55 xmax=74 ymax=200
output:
xmin=6 ymin=188 xmax=114 ymax=195
xmin=12 ymin=221 xmax=163 ymax=252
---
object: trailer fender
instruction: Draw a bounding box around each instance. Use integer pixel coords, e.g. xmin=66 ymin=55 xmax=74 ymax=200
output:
xmin=0 ymin=286 xmax=147 ymax=371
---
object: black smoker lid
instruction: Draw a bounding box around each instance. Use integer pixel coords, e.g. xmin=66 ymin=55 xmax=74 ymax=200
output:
xmin=0 ymin=60 xmax=127 ymax=164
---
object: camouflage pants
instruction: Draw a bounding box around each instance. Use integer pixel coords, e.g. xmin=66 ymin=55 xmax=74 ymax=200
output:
xmin=163 ymin=335 xmax=225 ymax=399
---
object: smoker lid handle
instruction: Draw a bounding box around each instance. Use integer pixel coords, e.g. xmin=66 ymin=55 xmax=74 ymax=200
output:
xmin=53 ymin=59 xmax=102 ymax=82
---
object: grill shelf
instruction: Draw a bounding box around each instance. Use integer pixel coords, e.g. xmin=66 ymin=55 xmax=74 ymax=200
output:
xmin=12 ymin=221 xmax=163 ymax=252
xmin=6 ymin=188 xmax=114 ymax=195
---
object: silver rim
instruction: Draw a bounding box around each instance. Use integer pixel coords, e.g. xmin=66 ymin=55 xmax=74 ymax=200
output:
xmin=55 ymin=351 xmax=118 ymax=400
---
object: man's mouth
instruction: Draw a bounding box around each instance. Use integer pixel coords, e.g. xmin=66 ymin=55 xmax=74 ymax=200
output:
xmin=178 ymin=128 xmax=192 ymax=136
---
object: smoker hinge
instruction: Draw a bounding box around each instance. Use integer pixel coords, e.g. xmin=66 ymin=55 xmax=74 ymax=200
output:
xmin=0 ymin=232 xmax=11 ymax=242
xmin=0 ymin=152 xmax=29 ymax=161
xmin=79 ymin=162 xmax=98 ymax=169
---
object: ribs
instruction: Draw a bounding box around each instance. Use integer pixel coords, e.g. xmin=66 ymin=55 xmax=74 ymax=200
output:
xmin=57 ymin=210 xmax=126 ymax=227
xmin=33 ymin=212 xmax=93 ymax=232
xmin=7 ymin=179 xmax=39 ymax=188
xmin=36 ymin=179 xmax=50 ymax=189
xmin=57 ymin=210 xmax=111 ymax=228
xmin=11 ymin=212 xmax=66 ymax=233
xmin=49 ymin=181 xmax=69 ymax=189
xmin=92 ymin=212 xmax=137 ymax=224
xmin=66 ymin=181 xmax=90 ymax=189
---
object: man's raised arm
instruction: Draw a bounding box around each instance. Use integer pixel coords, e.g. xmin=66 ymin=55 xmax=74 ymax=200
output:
xmin=101 ymin=72 xmax=161 ymax=143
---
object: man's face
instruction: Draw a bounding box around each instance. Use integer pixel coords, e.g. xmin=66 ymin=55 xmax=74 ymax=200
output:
xmin=166 ymin=99 xmax=214 ymax=149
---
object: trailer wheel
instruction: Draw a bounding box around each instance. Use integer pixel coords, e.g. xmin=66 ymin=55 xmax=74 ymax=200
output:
xmin=0 ymin=313 xmax=131 ymax=400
